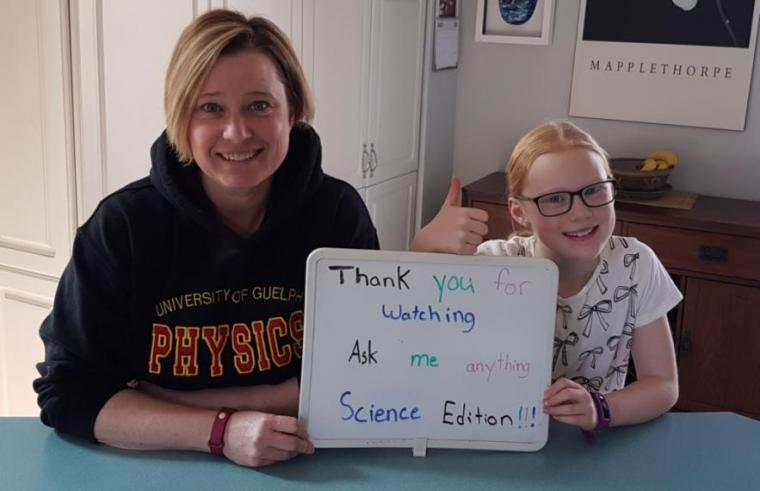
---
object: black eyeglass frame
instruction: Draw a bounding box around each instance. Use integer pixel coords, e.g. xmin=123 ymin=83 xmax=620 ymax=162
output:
xmin=515 ymin=178 xmax=618 ymax=217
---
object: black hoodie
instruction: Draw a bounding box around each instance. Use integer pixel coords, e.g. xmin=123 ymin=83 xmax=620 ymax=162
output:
xmin=34 ymin=124 xmax=379 ymax=441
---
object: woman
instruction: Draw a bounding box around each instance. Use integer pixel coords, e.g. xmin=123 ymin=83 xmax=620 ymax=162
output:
xmin=34 ymin=10 xmax=378 ymax=468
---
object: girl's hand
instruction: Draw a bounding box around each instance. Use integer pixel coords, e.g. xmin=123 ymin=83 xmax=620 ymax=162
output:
xmin=542 ymin=378 xmax=597 ymax=431
xmin=223 ymin=411 xmax=314 ymax=467
xmin=410 ymin=176 xmax=488 ymax=255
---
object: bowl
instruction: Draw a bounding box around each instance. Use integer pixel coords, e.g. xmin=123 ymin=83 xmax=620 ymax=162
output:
xmin=610 ymin=158 xmax=670 ymax=192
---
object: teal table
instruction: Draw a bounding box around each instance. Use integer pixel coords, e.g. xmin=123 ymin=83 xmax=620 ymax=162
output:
xmin=1 ymin=413 xmax=758 ymax=490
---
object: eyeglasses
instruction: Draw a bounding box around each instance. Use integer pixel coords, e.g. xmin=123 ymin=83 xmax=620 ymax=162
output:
xmin=516 ymin=179 xmax=617 ymax=217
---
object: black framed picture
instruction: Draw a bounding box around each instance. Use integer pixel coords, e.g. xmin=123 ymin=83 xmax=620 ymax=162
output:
xmin=582 ymin=0 xmax=754 ymax=48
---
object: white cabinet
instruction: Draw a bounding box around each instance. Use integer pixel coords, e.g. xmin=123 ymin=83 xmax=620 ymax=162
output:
xmin=306 ymin=0 xmax=426 ymax=188
xmin=0 ymin=270 xmax=55 ymax=416
xmin=304 ymin=0 xmax=368 ymax=189
xmin=364 ymin=0 xmax=426 ymax=186
xmin=365 ymin=172 xmax=418 ymax=251
xmin=74 ymin=0 xmax=303 ymax=220
xmin=305 ymin=0 xmax=426 ymax=245
xmin=0 ymin=0 xmax=74 ymax=415
xmin=0 ymin=0 xmax=301 ymax=416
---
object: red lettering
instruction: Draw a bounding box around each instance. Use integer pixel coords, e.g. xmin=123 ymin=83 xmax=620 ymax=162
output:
xmin=289 ymin=310 xmax=304 ymax=359
xmin=251 ymin=320 xmax=271 ymax=371
xmin=231 ymin=323 xmax=255 ymax=374
xmin=149 ymin=324 xmax=172 ymax=374
xmin=173 ymin=326 xmax=200 ymax=376
xmin=266 ymin=317 xmax=291 ymax=367
xmin=201 ymin=325 xmax=229 ymax=377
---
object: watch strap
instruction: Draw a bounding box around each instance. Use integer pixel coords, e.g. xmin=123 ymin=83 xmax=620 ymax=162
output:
xmin=208 ymin=407 xmax=237 ymax=456
xmin=591 ymin=391 xmax=611 ymax=430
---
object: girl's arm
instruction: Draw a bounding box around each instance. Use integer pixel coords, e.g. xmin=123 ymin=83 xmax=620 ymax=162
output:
xmin=543 ymin=315 xmax=678 ymax=429
xmin=605 ymin=315 xmax=679 ymax=426
xmin=410 ymin=177 xmax=488 ymax=254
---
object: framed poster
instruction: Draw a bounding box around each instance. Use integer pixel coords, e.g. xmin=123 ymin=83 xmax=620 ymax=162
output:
xmin=569 ymin=0 xmax=760 ymax=130
xmin=475 ymin=0 xmax=555 ymax=45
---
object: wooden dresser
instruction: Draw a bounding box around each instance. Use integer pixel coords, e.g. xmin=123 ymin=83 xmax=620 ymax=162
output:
xmin=463 ymin=172 xmax=760 ymax=419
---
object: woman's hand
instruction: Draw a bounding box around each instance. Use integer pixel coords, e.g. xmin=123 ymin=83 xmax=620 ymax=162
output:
xmin=223 ymin=411 xmax=314 ymax=467
xmin=542 ymin=377 xmax=597 ymax=431
xmin=410 ymin=176 xmax=488 ymax=255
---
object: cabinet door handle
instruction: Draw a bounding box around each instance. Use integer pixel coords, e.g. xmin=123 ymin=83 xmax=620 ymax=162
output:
xmin=699 ymin=245 xmax=728 ymax=263
xmin=361 ymin=144 xmax=369 ymax=177
xmin=369 ymin=143 xmax=378 ymax=176
xmin=679 ymin=331 xmax=692 ymax=354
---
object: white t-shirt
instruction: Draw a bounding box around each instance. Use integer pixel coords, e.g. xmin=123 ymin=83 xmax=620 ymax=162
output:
xmin=477 ymin=235 xmax=683 ymax=393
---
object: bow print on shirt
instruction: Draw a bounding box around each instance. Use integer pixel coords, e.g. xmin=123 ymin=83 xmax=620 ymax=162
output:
xmin=596 ymin=259 xmax=609 ymax=294
xmin=607 ymin=335 xmax=622 ymax=360
xmin=553 ymin=332 xmax=579 ymax=369
xmin=578 ymin=300 xmax=612 ymax=337
xmin=608 ymin=237 xmax=630 ymax=250
xmin=578 ymin=346 xmax=604 ymax=370
xmin=605 ymin=363 xmax=629 ymax=391
xmin=614 ymin=284 xmax=639 ymax=326
xmin=571 ymin=375 xmax=603 ymax=392
xmin=624 ymin=252 xmax=640 ymax=280
xmin=608 ymin=322 xmax=635 ymax=362
xmin=557 ymin=303 xmax=572 ymax=330
xmin=621 ymin=322 xmax=634 ymax=360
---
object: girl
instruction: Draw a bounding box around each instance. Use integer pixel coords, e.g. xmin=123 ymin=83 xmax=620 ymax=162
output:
xmin=412 ymin=120 xmax=681 ymax=433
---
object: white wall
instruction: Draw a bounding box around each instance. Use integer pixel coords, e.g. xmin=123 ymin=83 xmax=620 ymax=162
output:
xmin=417 ymin=4 xmax=461 ymax=228
xmin=418 ymin=0 xmax=459 ymax=225
xmin=452 ymin=0 xmax=760 ymax=202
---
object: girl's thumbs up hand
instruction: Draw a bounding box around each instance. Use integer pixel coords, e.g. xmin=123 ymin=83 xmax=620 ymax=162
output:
xmin=410 ymin=176 xmax=488 ymax=255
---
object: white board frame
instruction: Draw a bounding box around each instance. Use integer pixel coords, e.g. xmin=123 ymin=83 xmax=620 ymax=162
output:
xmin=298 ymin=248 xmax=559 ymax=453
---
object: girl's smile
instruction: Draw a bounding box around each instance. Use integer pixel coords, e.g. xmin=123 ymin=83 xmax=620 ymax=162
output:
xmin=509 ymin=147 xmax=616 ymax=283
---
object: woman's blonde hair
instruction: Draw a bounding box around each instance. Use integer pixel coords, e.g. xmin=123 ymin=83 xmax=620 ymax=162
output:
xmin=164 ymin=9 xmax=314 ymax=162
xmin=506 ymin=120 xmax=610 ymax=198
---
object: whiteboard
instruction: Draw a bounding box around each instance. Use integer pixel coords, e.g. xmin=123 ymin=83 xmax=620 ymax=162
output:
xmin=298 ymin=248 xmax=558 ymax=452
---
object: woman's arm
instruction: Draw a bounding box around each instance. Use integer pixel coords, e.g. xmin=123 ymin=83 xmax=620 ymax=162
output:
xmin=134 ymin=377 xmax=300 ymax=416
xmin=94 ymin=389 xmax=216 ymax=451
xmin=94 ymin=387 xmax=313 ymax=467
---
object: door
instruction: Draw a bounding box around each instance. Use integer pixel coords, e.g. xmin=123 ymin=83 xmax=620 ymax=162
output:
xmin=0 ymin=0 xmax=76 ymax=415
xmin=678 ymin=278 xmax=760 ymax=419
xmin=308 ymin=0 xmax=370 ymax=189
xmin=366 ymin=0 xmax=425 ymax=185
xmin=308 ymin=0 xmax=425 ymax=189
xmin=364 ymin=172 xmax=417 ymax=251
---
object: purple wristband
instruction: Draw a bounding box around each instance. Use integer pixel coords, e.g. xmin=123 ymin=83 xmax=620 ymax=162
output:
xmin=581 ymin=391 xmax=611 ymax=444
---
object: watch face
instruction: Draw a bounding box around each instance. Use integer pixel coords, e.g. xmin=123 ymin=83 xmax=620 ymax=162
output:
xmin=499 ymin=0 xmax=538 ymax=25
